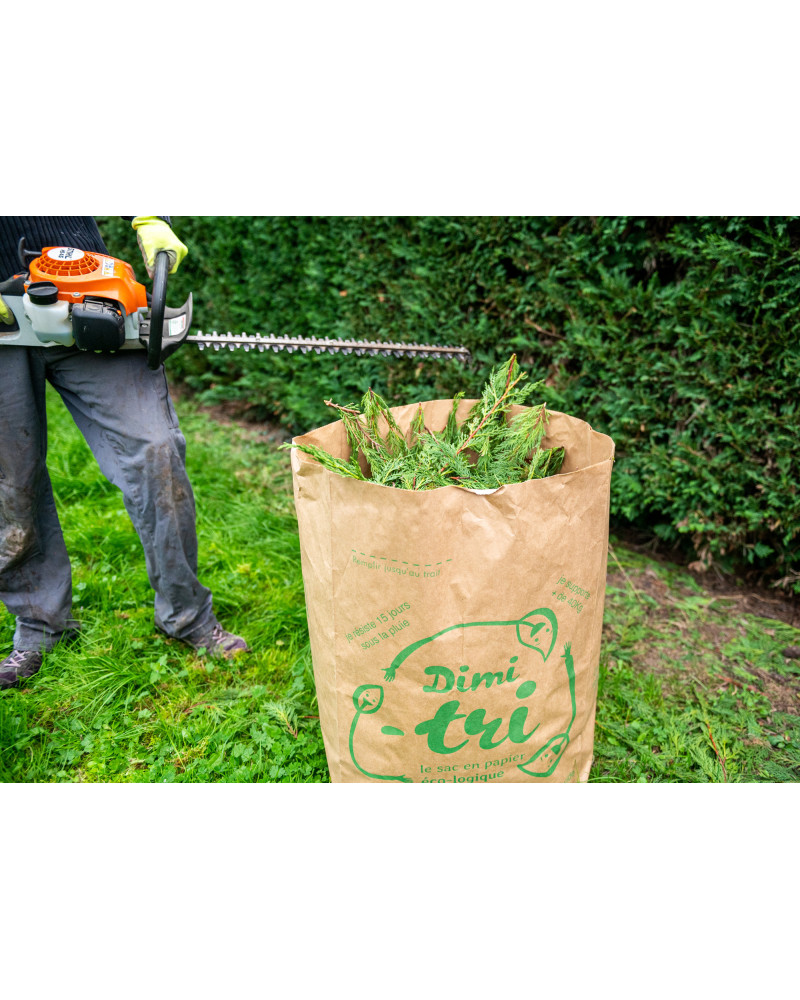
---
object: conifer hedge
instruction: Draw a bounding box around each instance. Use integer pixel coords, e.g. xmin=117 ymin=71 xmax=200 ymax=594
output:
xmin=98 ymin=216 xmax=800 ymax=591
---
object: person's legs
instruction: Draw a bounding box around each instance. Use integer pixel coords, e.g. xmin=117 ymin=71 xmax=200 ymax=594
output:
xmin=0 ymin=348 xmax=76 ymax=654
xmin=46 ymin=349 xmax=221 ymax=644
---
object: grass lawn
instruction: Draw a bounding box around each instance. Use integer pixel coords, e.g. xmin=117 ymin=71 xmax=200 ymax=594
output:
xmin=1 ymin=383 xmax=798 ymax=782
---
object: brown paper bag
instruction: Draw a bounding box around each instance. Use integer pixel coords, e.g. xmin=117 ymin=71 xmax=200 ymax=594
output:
xmin=290 ymin=399 xmax=614 ymax=783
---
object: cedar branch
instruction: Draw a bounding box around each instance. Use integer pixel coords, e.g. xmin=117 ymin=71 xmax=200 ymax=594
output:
xmin=441 ymin=353 xmax=526 ymax=472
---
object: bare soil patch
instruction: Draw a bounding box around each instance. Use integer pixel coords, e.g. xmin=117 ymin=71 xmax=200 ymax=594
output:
xmin=169 ymin=383 xmax=291 ymax=445
xmin=611 ymin=525 xmax=800 ymax=628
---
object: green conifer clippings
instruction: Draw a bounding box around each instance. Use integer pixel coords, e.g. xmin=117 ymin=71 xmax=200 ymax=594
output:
xmin=283 ymin=355 xmax=566 ymax=490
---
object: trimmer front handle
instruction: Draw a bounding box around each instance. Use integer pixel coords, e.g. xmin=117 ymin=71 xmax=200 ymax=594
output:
xmin=138 ymin=250 xmax=192 ymax=369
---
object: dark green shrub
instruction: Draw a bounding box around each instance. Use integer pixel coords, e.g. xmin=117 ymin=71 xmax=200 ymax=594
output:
xmin=97 ymin=216 xmax=800 ymax=591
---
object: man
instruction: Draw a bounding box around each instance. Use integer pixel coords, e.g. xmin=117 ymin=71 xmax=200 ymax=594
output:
xmin=0 ymin=216 xmax=249 ymax=690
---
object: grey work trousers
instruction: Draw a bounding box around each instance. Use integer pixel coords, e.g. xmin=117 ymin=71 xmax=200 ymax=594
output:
xmin=0 ymin=346 xmax=215 ymax=651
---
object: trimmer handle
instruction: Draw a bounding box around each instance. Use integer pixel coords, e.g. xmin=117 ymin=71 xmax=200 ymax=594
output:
xmin=147 ymin=250 xmax=169 ymax=370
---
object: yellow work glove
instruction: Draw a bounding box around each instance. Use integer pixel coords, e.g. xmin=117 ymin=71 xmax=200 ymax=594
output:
xmin=131 ymin=216 xmax=188 ymax=278
xmin=0 ymin=292 xmax=13 ymax=326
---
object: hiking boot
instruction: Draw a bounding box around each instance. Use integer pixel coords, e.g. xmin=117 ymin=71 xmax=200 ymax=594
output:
xmin=187 ymin=624 xmax=250 ymax=660
xmin=0 ymin=649 xmax=44 ymax=690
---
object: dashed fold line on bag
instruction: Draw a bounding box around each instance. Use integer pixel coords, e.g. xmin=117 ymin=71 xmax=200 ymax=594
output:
xmin=351 ymin=549 xmax=453 ymax=568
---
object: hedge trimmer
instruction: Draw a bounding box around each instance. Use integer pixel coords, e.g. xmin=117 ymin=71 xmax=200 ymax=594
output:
xmin=0 ymin=244 xmax=471 ymax=366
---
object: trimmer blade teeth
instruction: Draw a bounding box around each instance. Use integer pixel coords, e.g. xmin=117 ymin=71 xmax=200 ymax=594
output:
xmin=187 ymin=332 xmax=471 ymax=363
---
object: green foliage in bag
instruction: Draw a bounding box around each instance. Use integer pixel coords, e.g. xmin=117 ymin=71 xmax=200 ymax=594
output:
xmin=285 ymin=355 xmax=565 ymax=490
xmin=96 ymin=216 xmax=800 ymax=591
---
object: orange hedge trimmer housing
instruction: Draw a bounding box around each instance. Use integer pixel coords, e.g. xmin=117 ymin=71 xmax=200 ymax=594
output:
xmin=0 ymin=245 xmax=191 ymax=368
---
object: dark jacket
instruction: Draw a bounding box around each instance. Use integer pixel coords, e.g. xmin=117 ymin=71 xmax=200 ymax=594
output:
xmin=0 ymin=217 xmax=109 ymax=280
